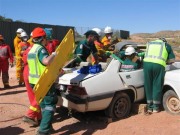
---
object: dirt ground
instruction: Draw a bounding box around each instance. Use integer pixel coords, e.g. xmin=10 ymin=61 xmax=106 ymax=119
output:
xmin=1 ymin=59 xmax=180 ymax=135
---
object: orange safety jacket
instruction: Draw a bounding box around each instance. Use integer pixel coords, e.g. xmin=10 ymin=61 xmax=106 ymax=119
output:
xmin=94 ymin=40 xmax=106 ymax=56
xmin=101 ymin=36 xmax=111 ymax=47
xmin=14 ymin=36 xmax=21 ymax=56
xmin=18 ymin=42 xmax=30 ymax=57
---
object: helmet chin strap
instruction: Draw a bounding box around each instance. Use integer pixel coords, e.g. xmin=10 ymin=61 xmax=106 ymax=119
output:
xmin=32 ymin=37 xmax=44 ymax=43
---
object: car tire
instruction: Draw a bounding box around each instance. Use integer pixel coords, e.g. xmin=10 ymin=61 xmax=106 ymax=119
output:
xmin=163 ymin=90 xmax=180 ymax=115
xmin=105 ymin=92 xmax=131 ymax=119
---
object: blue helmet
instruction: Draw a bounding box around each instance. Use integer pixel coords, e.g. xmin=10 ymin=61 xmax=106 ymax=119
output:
xmin=44 ymin=28 xmax=52 ymax=40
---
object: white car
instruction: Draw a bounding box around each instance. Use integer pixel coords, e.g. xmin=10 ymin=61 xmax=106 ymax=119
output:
xmin=163 ymin=63 xmax=180 ymax=115
xmin=56 ymin=41 xmax=145 ymax=119
xmin=56 ymin=41 xmax=180 ymax=118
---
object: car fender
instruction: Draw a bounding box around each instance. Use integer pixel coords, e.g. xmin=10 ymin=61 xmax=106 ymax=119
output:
xmin=117 ymin=85 xmax=137 ymax=102
xmin=164 ymin=69 xmax=180 ymax=99
xmin=164 ymin=81 xmax=180 ymax=99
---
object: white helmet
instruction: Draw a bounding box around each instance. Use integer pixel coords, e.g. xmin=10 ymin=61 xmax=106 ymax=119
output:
xmin=125 ymin=46 xmax=136 ymax=55
xmin=20 ymin=32 xmax=28 ymax=38
xmin=104 ymin=26 xmax=113 ymax=34
xmin=92 ymin=28 xmax=102 ymax=36
xmin=16 ymin=28 xmax=24 ymax=33
xmin=30 ymin=32 xmax=33 ymax=37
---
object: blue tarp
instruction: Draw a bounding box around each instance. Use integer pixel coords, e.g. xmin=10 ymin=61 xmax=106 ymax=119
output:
xmin=77 ymin=64 xmax=102 ymax=74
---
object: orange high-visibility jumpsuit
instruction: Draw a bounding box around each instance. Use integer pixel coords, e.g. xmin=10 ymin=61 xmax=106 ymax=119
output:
xmin=0 ymin=43 xmax=14 ymax=88
xmin=101 ymin=36 xmax=111 ymax=50
xmin=94 ymin=40 xmax=107 ymax=62
xmin=101 ymin=36 xmax=120 ymax=51
xmin=45 ymin=39 xmax=60 ymax=54
xmin=27 ymin=37 xmax=33 ymax=46
xmin=14 ymin=36 xmax=24 ymax=85
xmin=22 ymin=46 xmax=42 ymax=121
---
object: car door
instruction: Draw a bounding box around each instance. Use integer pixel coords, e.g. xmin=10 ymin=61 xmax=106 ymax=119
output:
xmin=119 ymin=69 xmax=145 ymax=101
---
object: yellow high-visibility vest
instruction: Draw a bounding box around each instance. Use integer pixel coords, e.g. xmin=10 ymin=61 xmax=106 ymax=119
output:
xmin=27 ymin=44 xmax=46 ymax=84
xmin=144 ymin=40 xmax=168 ymax=67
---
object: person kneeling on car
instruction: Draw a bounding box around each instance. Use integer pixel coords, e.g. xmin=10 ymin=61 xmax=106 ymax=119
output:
xmin=120 ymin=46 xmax=139 ymax=72
xmin=74 ymin=30 xmax=99 ymax=65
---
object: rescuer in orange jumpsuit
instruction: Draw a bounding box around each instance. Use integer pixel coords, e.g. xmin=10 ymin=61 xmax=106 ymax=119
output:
xmin=92 ymin=28 xmax=108 ymax=62
xmin=27 ymin=32 xmax=34 ymax=46
xmin=14 ymin=28 xmax=25 ymax=86
xmin=101 ymin=26 xmax=120 ymax=51
xmin=21 ymin=32 xmax=42 ymax=126
xmin=0 ymin=35 xmax=14 ymax=88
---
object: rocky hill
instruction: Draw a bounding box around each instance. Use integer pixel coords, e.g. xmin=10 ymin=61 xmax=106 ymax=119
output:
xmin=131 ymin=30 xmax=180 ymax=38
xmin=130 ymin=30 xmax=180 ymax=47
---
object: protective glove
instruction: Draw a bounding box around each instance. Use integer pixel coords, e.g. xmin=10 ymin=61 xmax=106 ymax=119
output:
xmin=105 ymin=51 xmax=112 ymax=56
xmin=52 ymin=52 xmax=57 ymax=56
xmin=137 ymin=52 xmax=145 ymax=57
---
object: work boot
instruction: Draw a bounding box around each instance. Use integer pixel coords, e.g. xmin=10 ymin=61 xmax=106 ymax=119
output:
xmin=144 ymin=106 xmax=153 ymax=116
xmin=22 ymin=116 xmax=39 ymax=126
xmin=153 ymin=104 xmax=161 ymax=113
xmin=153 ymin=109 xmax=160 ymax=113
xmin=36 ymin=130 xmax=50 ymax=135
xmin=35 ymin=126 xmax=54 ymax=135
xmin=4 ymin=85 xmax=11 ymax=89
xmin=50 ymin=125 xmax=56 ymax=133
xmin=19 ymin=82 xmax=25 ymax=87
xmin=144 ymin=110 xmax=152 ymax=116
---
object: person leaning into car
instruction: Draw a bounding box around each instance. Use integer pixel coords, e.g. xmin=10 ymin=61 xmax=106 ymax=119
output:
xmin=74 ymin=30 xmax=99 ymax=65
xmin=143 ymin=38 xmax=175 ymax=114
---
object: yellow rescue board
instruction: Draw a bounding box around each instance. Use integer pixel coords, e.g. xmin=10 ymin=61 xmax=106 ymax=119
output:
xmin=34 ymin=29 xmax=75 ymax=104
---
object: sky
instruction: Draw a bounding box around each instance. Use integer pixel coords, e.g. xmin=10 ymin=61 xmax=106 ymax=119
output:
xmin=0 ymin=0 xmax=180 ymax=34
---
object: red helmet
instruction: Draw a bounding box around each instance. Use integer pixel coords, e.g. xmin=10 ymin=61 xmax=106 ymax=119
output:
xmin=0 ymin=35 xmax=4 ymax=40
xmin=32 ymin=27 xmax=46 ymax=38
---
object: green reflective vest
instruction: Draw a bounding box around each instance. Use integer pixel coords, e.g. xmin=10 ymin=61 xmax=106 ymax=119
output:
xmin=143 ymin=40 xmax=168 ymax=67
xmin=27 ymin=44 xmax=46 ymax=84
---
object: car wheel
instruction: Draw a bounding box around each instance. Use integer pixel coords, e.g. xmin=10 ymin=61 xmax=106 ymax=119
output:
xmin=163 ymin=90 xmax=180 ymax=115
xmin=105 ymin=92 xmax=131 ymax=119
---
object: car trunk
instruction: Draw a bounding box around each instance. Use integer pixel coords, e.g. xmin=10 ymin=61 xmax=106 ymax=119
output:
xmin=58 ymin=71 xmax=97 ymax=86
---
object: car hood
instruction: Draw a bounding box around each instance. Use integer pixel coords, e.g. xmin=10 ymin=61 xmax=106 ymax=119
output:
xmin=58 ymin=70 xmax=97 ymax=85
xmin=165 ymin=69 xmax=180 ymax=82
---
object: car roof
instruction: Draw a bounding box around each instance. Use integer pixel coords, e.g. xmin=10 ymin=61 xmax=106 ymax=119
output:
xmin=115 ymin=41 xmax=138 ymax=51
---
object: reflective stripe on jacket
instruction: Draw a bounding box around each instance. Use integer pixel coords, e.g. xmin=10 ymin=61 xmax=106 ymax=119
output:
xmin=0 ymin=44 xmax=14 ymax=63
xmin=143 ymin=40 xmax=168 ymax=67
xmin=27 ymin=44 xmax=45 ymax=84
xmin=29 ymin=105 xmax=40 ymax=112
